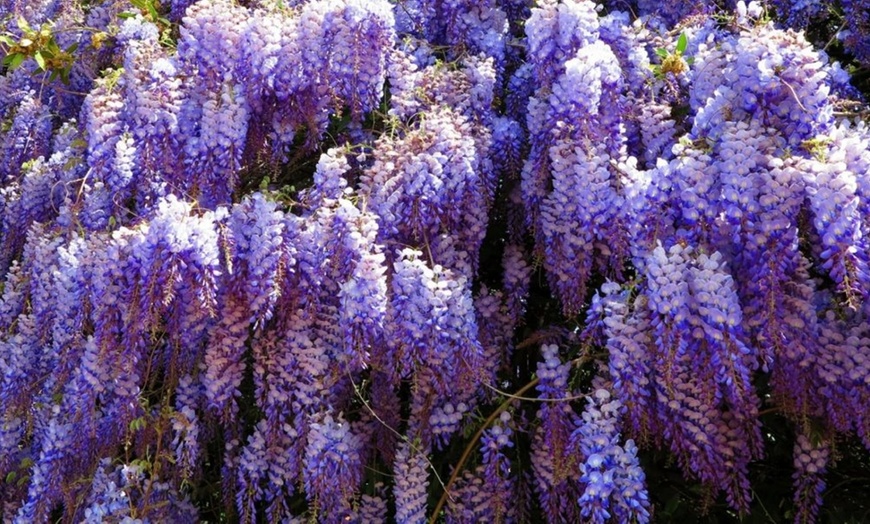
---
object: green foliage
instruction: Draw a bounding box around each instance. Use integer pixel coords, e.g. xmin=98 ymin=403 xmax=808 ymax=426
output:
xmin=0 ymin=16 xmax=78 ymax=83
xmin=651 ymin=32 xmax=694 ymax=80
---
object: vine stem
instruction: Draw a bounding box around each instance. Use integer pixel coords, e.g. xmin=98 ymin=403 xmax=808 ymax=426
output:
xmin=427 ymin=376 xmax=540 ymax=523
xmin=427 ymin=353 xmax=591 ymax=523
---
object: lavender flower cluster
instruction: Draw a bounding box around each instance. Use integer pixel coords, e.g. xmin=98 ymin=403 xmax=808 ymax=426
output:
xmin=0 ymin=0 xmax=869 ymax=522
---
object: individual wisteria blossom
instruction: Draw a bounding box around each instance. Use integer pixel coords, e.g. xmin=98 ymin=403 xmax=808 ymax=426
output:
xmin=177 ymin=0 xmax=249 ymax=207
xmin=393 ymin=440 xmax=430 ymax=524
xmin=574 ymin=388 xmax=650 ymax=524
xmin=81 ymin=79 xmax=127 ymax=228
xmin=799 ymin=139 xmax=870 ymax=302
xmin=303 ymin=413 xmax=363 ymax=523
xmin=14 ymin=407 xmax=71 ymax=523
xmin=172 ymin=374 xmax=202 ymax=482
xmin=502 ymin=243 xmax=532 ymax=329
xmin=0 ymin=93 xmax=52 ymax=185
xmin=598 ymin=282 xmax=655 ymax=437
xmin=84 ymin=228 xmax=140 ymax=430
xmin=362 ymin=106 xmax=489 ymax=268
xmin=387 ymin=247 xmax=483 ymax=400
xmin=319 ymin=0 xmax=395 ymax=118
xmin=121 ymin=35 xmax=184 ymax=212
xmin=792 ymin=432 xmax=830 ymax=524
xmin=480 ymin=411 xmax=517 ymax=520
xmin=428 ymin=399 xmax=471 ymax=449
xmin=524 ymin=0 xmax=599 ymax=89
xmin=490 ymin=116 xmax=525 ymax=181
xmin=133 ymin=196 xmax=222 ymax=354
xmin=688 ymin=251 xmax=763 ymax=464
xmin=359 ymin=483 xmax=388 ymax=523
xmin=335 ymin=201 xmax=389 ymax=369
xmin=817 ymin=310 xmax=870 ymax=447
xmin=444 ymin=468 xmax=490 ymax=522
xmin=442 ymin=412 xmax=519 ymax=521
xmin=237 ymin=420 xmax=269 ymax=523
xmin=0 ymin=224 xmax=62 ymax=414
xmin=307 ymin=147 xmax=351 ymax=204
xmin=531 ymin=344 xmax=582 ymax=523
xmin=226 ymin=192 xmax=286 ymax=326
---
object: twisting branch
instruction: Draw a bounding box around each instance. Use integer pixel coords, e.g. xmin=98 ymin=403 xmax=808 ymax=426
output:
xmin=427 ymin=352 xmax=592 ymax=523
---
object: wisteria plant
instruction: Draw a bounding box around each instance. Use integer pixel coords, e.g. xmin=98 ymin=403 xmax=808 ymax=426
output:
xmin=0 ymin=0 xmax=869 ymax=522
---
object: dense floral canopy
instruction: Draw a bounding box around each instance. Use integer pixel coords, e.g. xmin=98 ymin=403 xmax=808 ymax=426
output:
xmin=0 ymin=0 xmax=869 ymax=522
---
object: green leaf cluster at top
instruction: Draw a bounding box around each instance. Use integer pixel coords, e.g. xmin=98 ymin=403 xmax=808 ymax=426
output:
xmin=0 ymin=16 xmax=78 ymax=83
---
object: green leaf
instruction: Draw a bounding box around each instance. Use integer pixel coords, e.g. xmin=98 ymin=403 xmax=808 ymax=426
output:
xmin=118 ymin=11 xmax=137 ymax=19
xmin=16 ymin=16 xmax=31 ymax=33
xmin=0 ymin=35 xmax=15 ymax=46
xmin=33 ymin=51 xmax=45 ymax=70
xmin=146 ymin=1 xmax=160 ymax=21
xmin=664 ymin=494 xmax=681 ymax=515
xmin=63 ymin=156 xmax=81 ymax=170
xmin=676 ymin=32 xmax=688 ymax=55
xmin=655 ymin=48 xmax=668 ymax=59
xmin=6 ymin=53 xmax=26 ymax=70
xmin=5 ymin=471 xmax=15 ymax=484
xmin=66 ymin=42 xmax=78 ymax=54
xmin=130 ymin=417 xmax=146 ymax=432
xmin=45 ymin=39 xmax=60 ymax=55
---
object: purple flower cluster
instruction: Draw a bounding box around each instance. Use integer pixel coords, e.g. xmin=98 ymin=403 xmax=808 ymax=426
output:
xmin=480 ymin=412 xmax=517 ymax=520
xmin=388 ymin=248 xmax=481 ymax=398
xmin=522 ymin=1 xmax=632 ymax=315
xmin=531 ymin=344 xmax=582 ymax=522
xmin=393 ymin=440 xmax=430 ymax=524
xmin=575 ymin=389 xmax=650 ymax=524
xmin=303 ymin=413 xmax=363 ymax=523
xmin=792 ymin=433 xmax=829 ymax=524
xmin=362 ymin=106 xmax=488 ymax=264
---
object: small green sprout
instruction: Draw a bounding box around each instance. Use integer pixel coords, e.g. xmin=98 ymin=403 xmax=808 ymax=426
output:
xmin=651 ymin=32 xmax=694 ymax=80
xmin=801 ymin=136 xmax=832 ymax=161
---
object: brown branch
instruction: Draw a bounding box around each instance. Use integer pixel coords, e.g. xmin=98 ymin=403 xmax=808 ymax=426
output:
xmin=427 ymin=354 xmax=592 ymax=523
